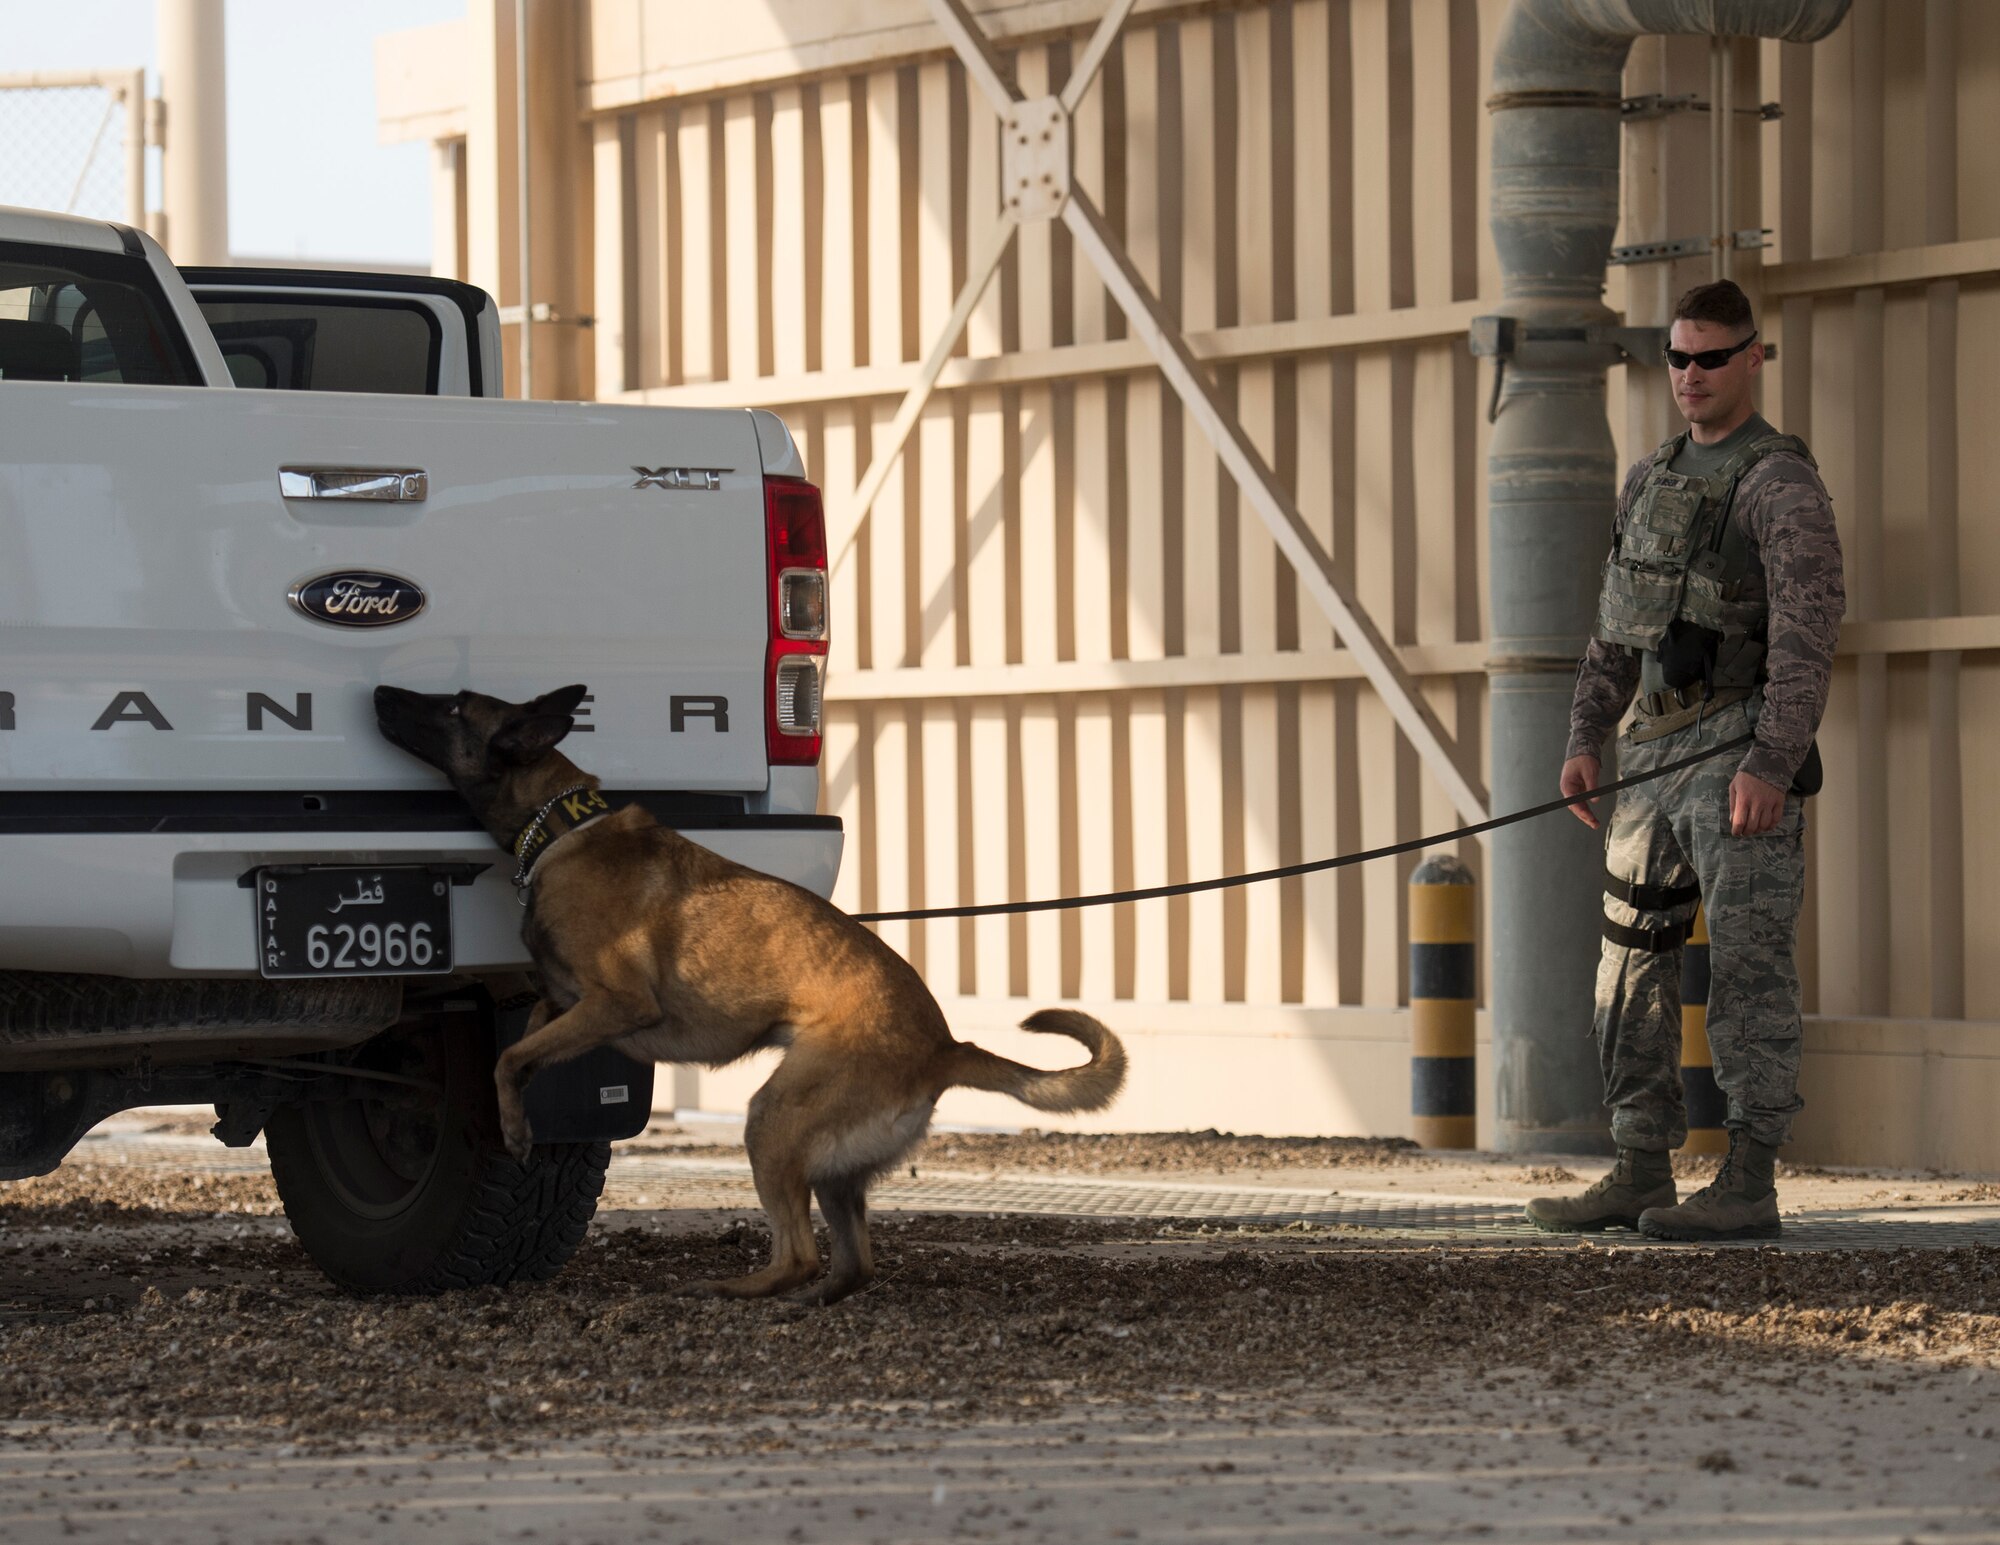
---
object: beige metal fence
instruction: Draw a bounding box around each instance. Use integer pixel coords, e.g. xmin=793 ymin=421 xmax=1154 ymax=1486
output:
xmin=378 ymin=0 xmax=2000 ymax=1152
xmin=567 ymin=0 xmax=2000 ymax=1029
xmin=593 ymin=0 xmax=1497 ymax=1020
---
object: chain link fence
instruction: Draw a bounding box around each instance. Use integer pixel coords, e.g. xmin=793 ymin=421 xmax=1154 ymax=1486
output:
xmin=0 ymin=71 xmax=146 ymax=226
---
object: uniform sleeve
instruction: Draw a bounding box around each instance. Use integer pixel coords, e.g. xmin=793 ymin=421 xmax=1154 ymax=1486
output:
xmin=1566 ymin=641 xmax=1640 ymax=762
xmin=1565 ymin=460 xmax=1647 ymax=762
xmin=1738 ymin=459 xmax=1845 ymax=789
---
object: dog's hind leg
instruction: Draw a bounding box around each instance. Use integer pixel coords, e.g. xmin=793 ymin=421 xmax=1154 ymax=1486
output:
xmin=677 ymin=1081 xmax=822 ymax=1300
xmin=792 ymin=1174 xmax=875 ymax=1306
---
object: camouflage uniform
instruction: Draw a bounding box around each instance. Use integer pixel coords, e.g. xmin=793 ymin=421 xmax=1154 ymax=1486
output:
xmin=1567 ymin=431 xmax=1844 ymax=1151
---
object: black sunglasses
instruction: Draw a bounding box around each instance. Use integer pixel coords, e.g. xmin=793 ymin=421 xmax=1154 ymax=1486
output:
xmin=1665 ymin=331 xmax=1757 ymax=371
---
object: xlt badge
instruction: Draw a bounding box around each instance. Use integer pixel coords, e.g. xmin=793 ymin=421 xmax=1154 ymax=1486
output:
xmin=633 ymin=466 xmax=729 ymax=491
xmin=289 ymin=571 xmax=427 ymax=628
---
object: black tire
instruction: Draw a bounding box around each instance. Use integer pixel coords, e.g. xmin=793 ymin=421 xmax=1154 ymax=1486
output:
xmin=265 ymin=999 xmax=608 ymax=1294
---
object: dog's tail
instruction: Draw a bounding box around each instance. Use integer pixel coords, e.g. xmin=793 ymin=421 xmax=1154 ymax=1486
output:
xmin=946 ymin=1009 xmax=1127 ymax=1114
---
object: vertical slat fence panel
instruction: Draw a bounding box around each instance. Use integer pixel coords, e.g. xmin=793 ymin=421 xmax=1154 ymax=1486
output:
xmin=571 ymin=0 xmax=1999 ymax=1146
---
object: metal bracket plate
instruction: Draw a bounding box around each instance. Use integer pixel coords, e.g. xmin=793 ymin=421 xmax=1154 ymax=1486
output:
xmin=1592 ymin=325 xmax=1669 ymax=366
xmin=1002 ymin=96 xmax=1070 ymax=221
xmin=1469 ymin=317 xmax=1670 ymax=422
xmin=1464 ymin=320 xmax=1664 ymax=364
xmin=1608 ymin=228 xmax=1772 ymax=266
xmin=1609 ymin=235 xmax=1711 ymax=266
xmin=1620 ymin=93 xmax=1783 ymax=122
xmin=1468 ymin=318 xmax=1663 ymax=365
xmin=1467 ymin=315 xmax=1517 ymax=359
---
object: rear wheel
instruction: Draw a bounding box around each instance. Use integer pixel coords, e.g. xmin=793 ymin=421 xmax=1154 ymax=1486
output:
xmin=265 ymin=997 xmax=607 ymax=1294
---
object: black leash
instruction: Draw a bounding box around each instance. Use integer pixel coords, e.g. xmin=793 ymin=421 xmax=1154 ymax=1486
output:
xmin=850 ymin=732 xmax=1755 ymax=924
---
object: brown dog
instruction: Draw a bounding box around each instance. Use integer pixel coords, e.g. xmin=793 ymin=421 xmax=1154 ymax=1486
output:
xmin=373 ymin=683 xmax=1125 ymax=1304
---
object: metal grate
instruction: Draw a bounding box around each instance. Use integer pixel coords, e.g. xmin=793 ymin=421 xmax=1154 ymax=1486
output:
xmin=54 ymin=1136 xmax=2000 ymax=1253
xmin=601 ymin=1155 xmax=2000 ymax=1254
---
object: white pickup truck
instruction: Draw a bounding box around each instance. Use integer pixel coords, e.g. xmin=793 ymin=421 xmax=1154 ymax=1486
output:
xmin=0 ymin=206 xmax=839 ymax=1291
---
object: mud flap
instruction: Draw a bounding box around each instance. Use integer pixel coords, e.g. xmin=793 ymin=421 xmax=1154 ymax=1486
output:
xmin=493 ymin=994 xmax=655 ymax=1144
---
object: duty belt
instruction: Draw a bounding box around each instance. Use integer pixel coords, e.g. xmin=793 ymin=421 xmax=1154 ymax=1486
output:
xmin=1628 ymin=684 xmax=1751 ymax=744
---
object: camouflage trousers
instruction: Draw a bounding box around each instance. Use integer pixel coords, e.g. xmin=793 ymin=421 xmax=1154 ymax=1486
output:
xmin=1595 ymin=696 xmax=1806 ymax=1151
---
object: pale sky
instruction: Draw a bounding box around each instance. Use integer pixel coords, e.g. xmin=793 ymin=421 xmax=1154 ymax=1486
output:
xmin=0 ymin=0 xmax=464 ymax=268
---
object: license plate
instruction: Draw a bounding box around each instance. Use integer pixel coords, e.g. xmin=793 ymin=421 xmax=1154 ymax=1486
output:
xmin=254 ymin=866 xmax=454 ymax=979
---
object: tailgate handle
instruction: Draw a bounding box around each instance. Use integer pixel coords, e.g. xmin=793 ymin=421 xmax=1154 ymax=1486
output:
xmin=279 ymin=468 xmax=428 ymax=503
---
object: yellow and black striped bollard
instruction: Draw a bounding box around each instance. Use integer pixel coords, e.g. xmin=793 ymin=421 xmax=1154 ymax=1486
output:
xmin=1410 ymin=854 xmax=1476 ymax=1149
xmin=1679 ymin=904 xmax=1727 ymax=1155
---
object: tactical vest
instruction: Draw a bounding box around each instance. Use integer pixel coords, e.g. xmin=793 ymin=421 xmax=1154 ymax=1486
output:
xmin=1594 ymin=429 xmax=1816 ymax=691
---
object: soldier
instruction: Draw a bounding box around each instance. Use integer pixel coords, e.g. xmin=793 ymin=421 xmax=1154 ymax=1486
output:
xmin=1525 ymin=280 xmax=1844 ymax=1241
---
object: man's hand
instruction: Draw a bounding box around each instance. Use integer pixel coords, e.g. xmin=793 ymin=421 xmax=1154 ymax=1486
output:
xmin=1728 ymin=770 xmax=1787 ymax=836
xmin=1559 ymin=755 xmax=1604 ymax=830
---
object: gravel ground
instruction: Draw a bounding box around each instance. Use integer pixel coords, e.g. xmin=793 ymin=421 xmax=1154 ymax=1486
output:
xmin=5 ymin=1373 xmax=1999 ymax=1545
xmin=5 ymin=1129 xmax=2000 ymax=1542
xmin=4 ymin=1162 xmax=1999 ymax=1444
xmin=0 ymin=1166 xmax=279 ymax=1226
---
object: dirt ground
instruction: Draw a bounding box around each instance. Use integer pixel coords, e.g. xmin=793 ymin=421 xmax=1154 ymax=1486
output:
xmin=3 ymin=1120 xmax=1999 ymax=1542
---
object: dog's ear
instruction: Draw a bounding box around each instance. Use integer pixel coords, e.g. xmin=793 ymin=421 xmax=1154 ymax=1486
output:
xmin=492 ymin=703 xmax=578 ymax=765
xmin=490 ymin=686 xmax=588 ymax=765
xmin=532 ymin=684 xmax=590 ymax=718
xmin=491 ymin=714 xmax=571 ymax=764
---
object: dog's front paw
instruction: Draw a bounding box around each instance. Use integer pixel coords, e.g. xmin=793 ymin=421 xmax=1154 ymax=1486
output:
xmin=493 ymin=1071 xmax=536 ymax=1162
xmin=498 ymin=1109 xmax=535 ymax=1163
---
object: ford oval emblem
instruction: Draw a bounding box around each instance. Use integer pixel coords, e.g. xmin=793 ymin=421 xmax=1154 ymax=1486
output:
xmin=288 ymin=570 xmax=427 ymax=628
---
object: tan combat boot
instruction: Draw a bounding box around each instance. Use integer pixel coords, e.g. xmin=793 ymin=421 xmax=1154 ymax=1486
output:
xmin=1637 ymin=1128 xmax=1781 ymax=1241
xmin=1524 ymin=1147 xmax=1675 ymax=1233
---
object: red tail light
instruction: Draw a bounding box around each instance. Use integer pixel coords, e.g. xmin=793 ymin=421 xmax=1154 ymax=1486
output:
xmin=764 ymin=475 xmax=828 ymax=765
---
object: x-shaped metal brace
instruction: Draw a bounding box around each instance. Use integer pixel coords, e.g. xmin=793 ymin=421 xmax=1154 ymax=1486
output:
xmin=834 ymin=0 xmax=1490 ymax=824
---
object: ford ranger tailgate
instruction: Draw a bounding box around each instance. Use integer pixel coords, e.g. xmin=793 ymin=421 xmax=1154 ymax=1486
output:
xmin=0 ymin=383 xmax=774 ymax=793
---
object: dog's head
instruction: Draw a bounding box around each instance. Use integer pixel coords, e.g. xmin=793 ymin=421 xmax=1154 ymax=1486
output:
xmin=374 ymin=684 xmax=588 ymax=795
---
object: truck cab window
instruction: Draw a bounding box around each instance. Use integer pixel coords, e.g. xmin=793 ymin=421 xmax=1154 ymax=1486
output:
xmin=0 ymin=243 xmax=200 ymax=386
xmin=196 ymin=296 xmax=441 ymax=395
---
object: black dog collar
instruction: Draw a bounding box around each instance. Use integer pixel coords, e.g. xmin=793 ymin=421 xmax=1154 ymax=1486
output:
xmin=511 ymin=784 xmax=612 ymax=894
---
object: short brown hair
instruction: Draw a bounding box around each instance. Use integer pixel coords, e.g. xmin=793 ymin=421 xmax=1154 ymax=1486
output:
xmin=1673 ymin=280 xmax=1754 ymax=333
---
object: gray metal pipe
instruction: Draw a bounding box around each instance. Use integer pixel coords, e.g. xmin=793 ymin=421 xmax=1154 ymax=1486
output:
xmin=1484 ymin=0 xmax=1849 ymax=1153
